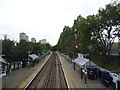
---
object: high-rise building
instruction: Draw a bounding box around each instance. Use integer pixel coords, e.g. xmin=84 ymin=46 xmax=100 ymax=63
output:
xmin=39 ymin=39 xmax=46 ymax=44
xmin=31 ymin=38 xmax=36 ymax=43
xmin=26 ymin=35 xmax=29 ymax=41
xmin=19 ymin=32 xmax=29 ymax=42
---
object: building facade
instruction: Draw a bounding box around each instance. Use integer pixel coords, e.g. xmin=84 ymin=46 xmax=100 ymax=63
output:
xmin=39 ymin=39 xmax=46 ymax=44
xmin=19 ymin=32 xmax=29 ymax=42
xmin=31 ymin=38 xmax=36 ymax=43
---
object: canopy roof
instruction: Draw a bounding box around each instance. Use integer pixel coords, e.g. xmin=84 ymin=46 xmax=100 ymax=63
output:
xmin=73 ymin=56 xmax=98 ymax=68
xmin=0 ymin=56 xmax=7 ymax=63
xmin=29 ymin=54 xmax=38 ymax=60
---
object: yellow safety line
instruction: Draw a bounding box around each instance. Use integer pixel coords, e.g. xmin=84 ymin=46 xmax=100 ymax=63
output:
xmin=17 ymin=70 xmax=38 ymax=89
xmin=16 ymin=52 xmax=52 ymax=90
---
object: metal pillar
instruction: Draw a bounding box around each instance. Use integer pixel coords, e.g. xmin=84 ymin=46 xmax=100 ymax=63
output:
xmin=27 ymin=51 xmax=31 ymax=70
xmin=27 ymin=61 xmax=30 ymax=70
xmin=73 ymin=62 xmax=76 ymax=70
xmin=85 ymin=74 xmax=87 ymax=84
xmin=81 ymin=68 xmax=83 ymax=79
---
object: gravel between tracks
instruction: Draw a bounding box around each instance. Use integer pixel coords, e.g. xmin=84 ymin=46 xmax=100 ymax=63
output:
xmin=27 ymin=52 xmax=68 ymax=89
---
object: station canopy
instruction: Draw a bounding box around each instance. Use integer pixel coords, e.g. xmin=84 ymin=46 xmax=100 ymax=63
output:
xmin=73 ymin=56 xmax=98 ymax=68
xmin=29 ymin=54 xmax=38 ymax=60
xmin=0 ymin=56 xmax=7 ymax=63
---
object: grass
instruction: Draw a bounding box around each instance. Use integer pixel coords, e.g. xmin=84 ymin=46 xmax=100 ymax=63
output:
xmin=66 ymin=51 xmax=120 ymax=72
xmin=91 ymin=55 xmax=120 ymax=72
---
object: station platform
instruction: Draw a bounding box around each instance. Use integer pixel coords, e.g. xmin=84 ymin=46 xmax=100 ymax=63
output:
xmin=3 ymin=51 xmax=111 ymax=89
xmin=57 ymin=52 xmax=107 ymax=89
xmin=2 ymin=52 xmax=51 ymax=89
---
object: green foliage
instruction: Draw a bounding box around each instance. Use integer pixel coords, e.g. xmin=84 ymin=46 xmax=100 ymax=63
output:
xmin=40 ymin=43 xmax=51 ymax=53
xmin=31 ymin=42 xmax=41 ymax=54
xmin=57 ymin=26 xmax=75 ymax=54
xmin=97 ymin=2 xmax=120 ymax=63
xmin=12 ymin=40 xmax=30 ymax=61
xmin=2 ymin=39 xmax=15 ymax=62
xmin=56 ymin=1 xmax=120 ymax=63
xmin=2 ymin=39 xmax=51 ymax=62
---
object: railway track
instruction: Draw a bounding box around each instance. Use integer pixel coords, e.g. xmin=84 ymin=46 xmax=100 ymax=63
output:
xmin=26 ymin=52 xmax=68 ymax=89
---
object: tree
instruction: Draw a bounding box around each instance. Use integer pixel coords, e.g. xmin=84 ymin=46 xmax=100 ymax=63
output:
xmin=40 ymin=43 xmax=51 ymax=53
xmin=57 ymin=26 xmax=75 ymax=56
xmin=56 ymin=1 xmax=120 ymax=63
xmin=2 ymin=39 xmax=15 ymax=62
xmin=32 ymin=42 xmax=42 ymax=54
xmin=12 ymin=40 xmax=31 ymax=61
xmin=73 ymin=15 xmax=92 ymax=54
xmin=98 ymin=2 xmax=120 ymax=63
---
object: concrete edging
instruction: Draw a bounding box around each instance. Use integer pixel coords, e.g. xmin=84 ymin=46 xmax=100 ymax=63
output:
xmin=56 ymin=51 xmax=70 ymax=89
xmin=16 ymin=52 xmax=52 ymax=90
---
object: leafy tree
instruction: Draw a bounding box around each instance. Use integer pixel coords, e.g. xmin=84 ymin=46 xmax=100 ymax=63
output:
xmin=57 ymin=26 xmax=75 ymax=57
xmin=40 ymin=43 xmax=51 ymax=53
xmin=12 ymin=40 xmax=31 ymax=61
xmin=97 ymin=2 xmax=120 ymax=63
xmin=56 ymin=1 xmax=120 ymax=63
xmin=2 ymin=35 xmax=52 ymax=62
xmin=32 ymin=42 xmax=41 ymax=54
xmin=2 ymin=39 xmax=15 ymax=62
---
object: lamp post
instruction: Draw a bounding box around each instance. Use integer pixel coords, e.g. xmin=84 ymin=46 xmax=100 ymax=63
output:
xmin=27 ymin=51 xmax=31 ymax=70
xmin=88 ymin=45 xmax=93 ymax=70
xmin=8 ymin=63 xmax=11 ymax=73
xmin=37 ymin=51 xmax=40 ymax=63
xmin=75 ymin=45 xmax=78 ymax=57
xmin=89 ymin=46 xmax=92 ymax=60
xmin=73 ymin=45 xmax=78 ymax=70
xmin=75 ymin=45 xmax=78 ymax=49
xmin=73 ymin=27 xmax=77 ymax=70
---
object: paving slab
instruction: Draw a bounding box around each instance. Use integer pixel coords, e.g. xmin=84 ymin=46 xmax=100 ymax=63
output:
xmin=2 ymin=52 xmax=51 ymax=89
xmin=57 ymin=52 xmax=108 ymax=89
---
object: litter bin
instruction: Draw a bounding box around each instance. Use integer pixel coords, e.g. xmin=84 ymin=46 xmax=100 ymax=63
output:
xmin=87 ymin=68 xmax=97 ymax=80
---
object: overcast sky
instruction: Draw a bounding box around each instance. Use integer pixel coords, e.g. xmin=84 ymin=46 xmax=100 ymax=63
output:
xmin=0 ymin=0 xmax=112 ymax=46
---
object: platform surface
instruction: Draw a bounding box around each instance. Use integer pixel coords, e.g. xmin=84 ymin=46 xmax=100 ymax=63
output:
xmin=57 ymin=52 xmax=106 ymax=89
xmin=2 ymin=53 xmax=51 ymax=89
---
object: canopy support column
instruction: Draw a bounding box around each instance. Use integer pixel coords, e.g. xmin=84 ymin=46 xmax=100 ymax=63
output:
xmin=81 ymin=68 xmax=83 ymax=79
xmin=73 ymin=62 xmax=76 ymax=70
